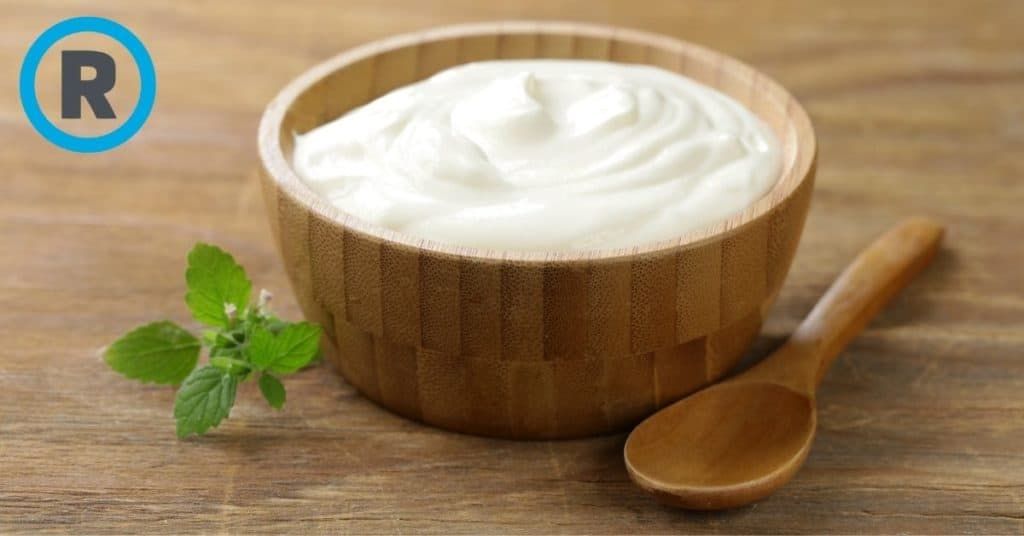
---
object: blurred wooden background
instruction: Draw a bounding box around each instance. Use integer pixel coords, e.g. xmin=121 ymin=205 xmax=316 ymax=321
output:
xmin=1 ymin=1 xmax=1022 ymax=533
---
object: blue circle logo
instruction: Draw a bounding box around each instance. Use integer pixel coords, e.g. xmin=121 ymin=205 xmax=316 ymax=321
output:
xmin=19 ymin=16 xmax=156 ymax=153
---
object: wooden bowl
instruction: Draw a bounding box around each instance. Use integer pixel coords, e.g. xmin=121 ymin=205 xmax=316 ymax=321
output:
xmin=257 ymin=21 xmax=816 ymax=439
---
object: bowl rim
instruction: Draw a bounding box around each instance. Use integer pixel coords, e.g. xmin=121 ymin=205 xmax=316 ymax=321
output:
xmin=258 ymin=20 xmax=817 ymax=264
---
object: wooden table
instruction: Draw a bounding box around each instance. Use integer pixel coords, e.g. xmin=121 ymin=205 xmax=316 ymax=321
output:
xmin=2 ymin=1 xmax=1022 ymax=533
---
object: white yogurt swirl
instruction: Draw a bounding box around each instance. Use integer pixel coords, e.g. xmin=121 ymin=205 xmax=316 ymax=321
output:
xmin=292 ymin=60 xmax=781 ymax=251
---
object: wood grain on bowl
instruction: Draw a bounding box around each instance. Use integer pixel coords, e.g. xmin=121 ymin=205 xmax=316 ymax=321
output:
xmin=257 ymin=22 xmax=817 ymax=439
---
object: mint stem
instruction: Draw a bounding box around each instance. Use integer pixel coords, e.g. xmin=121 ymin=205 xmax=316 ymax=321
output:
xmin=210 ymin=355 xmax=251 ymax=372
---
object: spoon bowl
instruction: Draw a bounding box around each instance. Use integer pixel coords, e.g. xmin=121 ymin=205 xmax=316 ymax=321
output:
xmin=626 ymin=382 xmax=815 ymax=509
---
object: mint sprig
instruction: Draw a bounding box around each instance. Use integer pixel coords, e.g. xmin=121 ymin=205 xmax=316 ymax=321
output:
xmin=104 ymin=243 xmax=322 ymax=438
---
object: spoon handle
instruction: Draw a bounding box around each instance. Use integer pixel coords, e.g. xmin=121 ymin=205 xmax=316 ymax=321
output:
xmin=792 ymin=217 xmax=944 ymax=386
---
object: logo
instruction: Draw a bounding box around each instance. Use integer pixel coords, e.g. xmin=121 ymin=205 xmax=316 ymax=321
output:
xmin=19 ymin=16 xmax=156 ymax=153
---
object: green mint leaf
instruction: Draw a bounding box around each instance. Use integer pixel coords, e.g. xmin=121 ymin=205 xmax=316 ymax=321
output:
xmin=246 ymin=322 xmax=322 ymax=375
xmin=104 ymin=321 xmax=200 ymax=385
xmin=263 ymin=315 xmax=288 ymax=334
xmin=258 ymin=374 xmax=286 ymax=409
xmin=185 ymin=243 xmax=251 ymax=328
xmin=174 ymin=366 xmax=238 ymax=438
xmin=201 ymin=330 xmax=218 ymax=347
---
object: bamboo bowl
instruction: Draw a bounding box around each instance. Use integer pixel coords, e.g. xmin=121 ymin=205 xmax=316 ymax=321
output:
xmin=257 ymin=21 xmax=816 ymax=439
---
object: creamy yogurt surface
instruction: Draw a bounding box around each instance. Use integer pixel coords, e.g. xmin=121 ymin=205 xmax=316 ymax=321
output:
xmin=292 ymin=60 xmax=781 ymax=251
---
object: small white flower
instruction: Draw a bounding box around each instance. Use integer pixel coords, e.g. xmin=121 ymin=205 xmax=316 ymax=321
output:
xmin=258 ymin=288 xmax=273 ymax=309
xmin=224 ymin=302 xmax=238 ymax=321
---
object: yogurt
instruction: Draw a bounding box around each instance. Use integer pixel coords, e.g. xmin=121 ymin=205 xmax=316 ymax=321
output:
xmin=292 ymin=60 xmax=781 ymax=251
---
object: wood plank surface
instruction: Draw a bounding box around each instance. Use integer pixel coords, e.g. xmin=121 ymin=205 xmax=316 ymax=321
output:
xmin=1 ymin=0 xmax=1022 ymax=533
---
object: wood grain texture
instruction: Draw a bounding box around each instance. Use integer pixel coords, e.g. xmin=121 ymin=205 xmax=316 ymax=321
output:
xmin=1 ymin=0 xmax=1023 ymax=533
xmin=258 ymin=22 xmax=816 ymax=438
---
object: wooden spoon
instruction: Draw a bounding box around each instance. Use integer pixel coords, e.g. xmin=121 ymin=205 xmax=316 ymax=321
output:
xmin=624 ymin=217 xmax=944 ymax=510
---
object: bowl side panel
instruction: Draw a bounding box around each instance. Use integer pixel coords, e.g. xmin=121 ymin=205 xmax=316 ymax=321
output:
xmin=314 ymin=312 xmax=764 ymax=439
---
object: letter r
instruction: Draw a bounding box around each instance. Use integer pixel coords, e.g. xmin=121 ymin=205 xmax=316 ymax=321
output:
xmin=61 ymin=50 xmax=116 ymax=119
